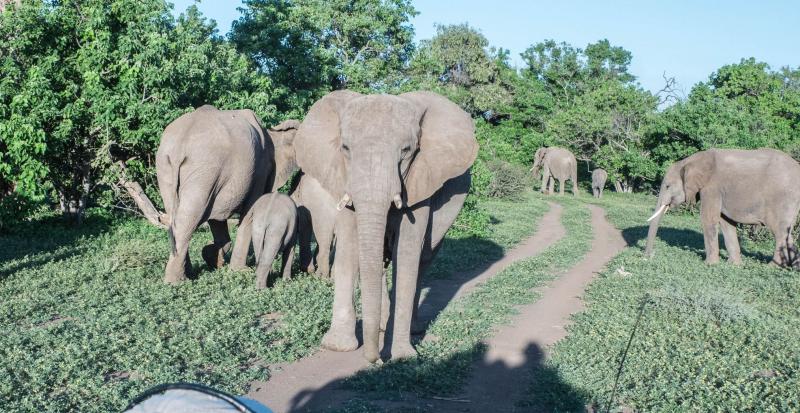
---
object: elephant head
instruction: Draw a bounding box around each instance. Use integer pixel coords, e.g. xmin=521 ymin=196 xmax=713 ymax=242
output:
xmin=294 ymin=90 xmax=477 ymax=362
xmin=531 ymin=147 xmax=548 ymax=177
xmin=267 ymin=119 xmax=301 ymax=192
xmin=644 ymin=151 xmax=713 ymax=257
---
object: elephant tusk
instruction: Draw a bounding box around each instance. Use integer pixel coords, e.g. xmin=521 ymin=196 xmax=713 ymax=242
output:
xmin=392 ymin=193 xmax=403 ymax=209
xmin=336 ymin=193 xmax=352 ymax=211
xmin=646 ymin=204 xmax=669 ymax=222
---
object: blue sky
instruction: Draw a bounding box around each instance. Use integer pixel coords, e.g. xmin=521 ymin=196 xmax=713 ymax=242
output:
xmin=171 ymin=0 xmax=800 ymax=96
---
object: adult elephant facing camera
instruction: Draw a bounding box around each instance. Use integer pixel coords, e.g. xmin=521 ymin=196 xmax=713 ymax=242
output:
xmin=295 ymin=90 xmax=478 ymax=362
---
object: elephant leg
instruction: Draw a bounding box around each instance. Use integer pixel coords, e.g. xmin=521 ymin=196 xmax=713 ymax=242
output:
xmin=390 ymin=202 xmax=431 ymax=360
xmin=164 ymin=199 xmax=206 ymax=284
xmin=296 ymin=206 xmax=315 ymax=274
xmin=769 ymin=219 xmax=798 ymax=267
xmin=700 ymin=196 xmax=722 ymax=264
xmin=321 ymin=209 xmax=359 ymax=352
xmin=280 ymin=240 xmax=295 ymax=281
xmin=230 ymin=193 xmax=261 ymax=270
xmin=719 ymin=217 xmax=742 ymax=265
xmin=572 ymin=170 xmax=578 ymax=196
xmin=380 ymin=267 xmax=390 ymax=332
xmin=313 ymin=218 xmax=334 ymax=278
xmin=202 ymin=220 xmax=231 ymax=269
xmin=540 ymin=170 xmax=549 ymax=194
xmin=559 ymin=179 xmax=565 ymax=196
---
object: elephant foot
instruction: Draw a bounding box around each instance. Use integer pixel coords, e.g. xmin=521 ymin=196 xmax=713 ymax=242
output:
xmin=727 ymin=256 xmax=743 ymax=265
xmin=390 ymin=341 xmax=417 ymax=361
xmin=321 ymin=328 xmax=358 ymax=352
xmin=202 ymin=244 xmax=226 ymax=269
xmin=255 ymin=274 xmax=268 ymax=290
xmin=305 ymin=263 xmax=316 ymax=274
xmin=705 ymin=256 xmax=720 ymax=265
xmin=164 ymin=272 xmax=189 ymax=285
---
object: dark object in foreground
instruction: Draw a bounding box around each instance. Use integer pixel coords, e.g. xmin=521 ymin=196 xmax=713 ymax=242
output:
xmin=125 ymin=382 xmax=273 ymax=413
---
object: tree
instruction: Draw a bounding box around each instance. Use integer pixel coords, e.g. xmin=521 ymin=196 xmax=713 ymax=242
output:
xmin=0 ymin=0 xmax=276 ymax=223
xmin=231 ymin=0 xmax=417 ymax=115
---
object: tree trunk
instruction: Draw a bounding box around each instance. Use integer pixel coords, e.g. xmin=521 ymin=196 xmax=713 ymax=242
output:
xmin=117 ymin=161 xmax=169 ymax=228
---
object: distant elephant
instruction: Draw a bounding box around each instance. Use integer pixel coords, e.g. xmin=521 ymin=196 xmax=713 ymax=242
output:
xmin=645 ymin=148 xmax=800 ymax=267
xmin=291 ymin=172 xmax=336 ymax=278
xmin=156 ymin=105 xmax=299 ymax=284
xmin=293 ymin=90 xmax=478 ymax=362
xmin=592 ymin=168 xmax=608 ymax=198
xmin=531 ymin=147 xmax=578 ymax=195
xmin=250 ymin=192 xmax=297 ymax=289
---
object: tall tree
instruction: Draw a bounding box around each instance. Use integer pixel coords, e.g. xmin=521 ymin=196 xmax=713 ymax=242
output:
xmin=231 ymin=0 xmax=417 ymax=115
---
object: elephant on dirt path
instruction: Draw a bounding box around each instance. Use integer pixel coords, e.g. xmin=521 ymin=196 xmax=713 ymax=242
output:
xmin=293 ymin=90 xmax=478 ymax=363
xmin=645 ymin=148 xmax=800 ymax=268
xmin=156 ymin=105 xmax=299 ymax=284
xmin=531 ymin=147 xmax=578 ymax=195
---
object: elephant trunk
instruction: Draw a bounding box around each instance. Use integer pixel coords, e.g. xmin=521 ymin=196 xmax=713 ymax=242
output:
xmin=355 ymin=202 xmax=389 ymax=363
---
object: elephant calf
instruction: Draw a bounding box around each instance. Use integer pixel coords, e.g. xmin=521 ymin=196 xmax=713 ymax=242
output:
xmin=592 ymin=168 xmax=608 ymax=198
xmin=250 ymin=193 xmax=298 ymax=289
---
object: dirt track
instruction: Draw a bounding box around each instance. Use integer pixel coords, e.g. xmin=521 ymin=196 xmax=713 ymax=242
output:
xmin=247 ymin=202 xmax=625 ymax=413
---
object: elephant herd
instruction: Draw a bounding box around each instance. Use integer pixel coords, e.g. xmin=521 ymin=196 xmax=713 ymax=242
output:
xmin=156 ymin=91 xmax=477 ymax=362
xmin=531 ymin=145 xmax=800 ymax=268
xmin=153 ymin=92 xmax=800 ymax=364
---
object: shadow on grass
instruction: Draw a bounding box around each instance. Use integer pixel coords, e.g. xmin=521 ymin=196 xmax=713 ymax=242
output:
xmin=287 ymin=342 xmax=585 ymax=413
xmin=0 ymin=211 xmax=117 ymax=280
xmin=622 ymin=226 xmax=773 ymax=263
xmin=415 ymin=236 xmax=504 ymax=334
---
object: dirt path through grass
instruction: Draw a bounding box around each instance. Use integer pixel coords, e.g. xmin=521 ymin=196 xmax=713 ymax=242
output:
xmin=380 ymin=204 xmax=626 ymax=413
xmin=247 ymin=202 xmax=566 ymax=413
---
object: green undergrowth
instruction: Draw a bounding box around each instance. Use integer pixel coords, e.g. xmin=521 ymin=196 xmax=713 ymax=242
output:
xmin=0 ymin=191 xmax=545 ymax=412
xmin=340 ymin=197 xmax=593 ymax=409
xmin=521 ymin=192 xmax=800 ymax=411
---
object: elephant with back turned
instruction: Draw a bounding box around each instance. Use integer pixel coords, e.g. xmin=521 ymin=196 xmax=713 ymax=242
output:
xmin=531 ymin=147 xmax=578 ymax=195
xmin=645 ymin=148 xmax=800 ymax=267
xmin=156 ymin=105 xmax=299 ymax=284
xmin=293 ymin=90 xmax=478 ymax=362
xmin=592 ymin=168 xmax=608 ymax=198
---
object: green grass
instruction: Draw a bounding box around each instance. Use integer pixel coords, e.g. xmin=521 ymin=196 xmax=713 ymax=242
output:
xmin=521 ymin=192 xmax=800 ymax=412
xmin=338 ymin=196 xmax=593 ymax=411
xmin=0 ymin=192 xmax=546 ymax=413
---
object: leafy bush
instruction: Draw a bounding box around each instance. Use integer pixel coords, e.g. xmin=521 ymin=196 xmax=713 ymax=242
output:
xmin=483 ymin=160 xmax=532 ymax=199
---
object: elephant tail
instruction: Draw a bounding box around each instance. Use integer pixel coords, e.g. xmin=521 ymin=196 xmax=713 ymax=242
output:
xmin=167 ymin=155 xmax=185 ymax=254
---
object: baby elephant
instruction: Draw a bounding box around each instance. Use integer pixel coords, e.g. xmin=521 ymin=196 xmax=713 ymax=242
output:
xmin=591 ymin=168 xmax=608 ymax=198
xmin=250 ymin=193 xmax=298 ymax=289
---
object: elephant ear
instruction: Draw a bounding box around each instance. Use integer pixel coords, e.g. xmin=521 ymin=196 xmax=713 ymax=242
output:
xmin=400 ymin=91 xmax=478 ymax=206
xmin=682 ymin=151 xmax=714 ymax=204
xmin=295 ymin=90 xmax=363 ymax=200
xmin=268 ymin=119 xmax=301 ymax=192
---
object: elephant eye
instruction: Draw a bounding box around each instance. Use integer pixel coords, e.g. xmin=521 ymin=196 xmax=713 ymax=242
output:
xmin=401 ymin=145 xmax=411 ymax=155
xmin=341 ymin=144 xmax=350 ymax=152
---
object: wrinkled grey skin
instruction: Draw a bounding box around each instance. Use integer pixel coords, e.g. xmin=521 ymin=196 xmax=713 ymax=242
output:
xmin=156 ymin=105 xmax=299 ymax=284
xmin=294 ymin=90 xmax=478 ymax=362
xmin=531 ymin=147 xmax=578 ymax=195
xmin=645 ymin=148 xmax=800 ymax=268
xmin=249 ymin=193 xmax=297 ymax=289
xmin=591 ymin=168 xmax=608 ymax=198
xmin=291 ymin=172 xmax=336 ymax=278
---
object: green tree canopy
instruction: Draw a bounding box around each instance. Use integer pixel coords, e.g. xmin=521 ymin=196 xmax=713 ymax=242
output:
xmin=230 ymin=0 xmax=417 ymax=115
xmin=0 ymin=0 xmax=275 ymax=223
